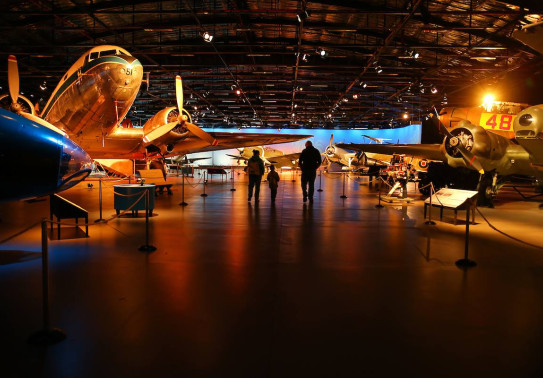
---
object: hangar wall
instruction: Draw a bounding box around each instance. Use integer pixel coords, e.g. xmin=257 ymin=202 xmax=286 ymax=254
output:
xmin=195 ymin=124 xmax=422 ymax=166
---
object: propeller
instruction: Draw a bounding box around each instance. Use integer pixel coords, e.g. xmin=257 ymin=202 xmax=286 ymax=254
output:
xmin=175 ymin=76 xmax=218 ymax=146
xmin=433 ymin=107 xmax=484 ymax=174
xmin=7 ymin=55 xmax=25 ymax=114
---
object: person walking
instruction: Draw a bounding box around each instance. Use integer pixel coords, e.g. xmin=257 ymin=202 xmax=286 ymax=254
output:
xmin=298 ymin=140 xmax=322 ymax=202
xmin=246 ymin=149 xmax=265 ymax=202
xmin=267 ymin=165 xmax=280 ymax=203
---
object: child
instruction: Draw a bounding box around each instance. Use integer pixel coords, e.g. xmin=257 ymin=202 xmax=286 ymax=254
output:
xmin=267 ymin=165 xmax=280 ymax=203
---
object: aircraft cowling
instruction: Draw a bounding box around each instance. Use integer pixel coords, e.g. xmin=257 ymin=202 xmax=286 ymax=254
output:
xmin=439 ymin=106 xmax=484 ymax=129
xmin=142 ymin=107 xmax=189 ymax=151
xmin=0 ymin=108 xmax=92 ymax=201
xmin=441 ymin=120 xmax=509 ymax=170
xmin=512 ymin=105 xmax=543 ymax=164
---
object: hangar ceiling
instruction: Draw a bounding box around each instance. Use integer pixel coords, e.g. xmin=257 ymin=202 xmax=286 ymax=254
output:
xmin=1 ymin=0 xmax=542 ymax=129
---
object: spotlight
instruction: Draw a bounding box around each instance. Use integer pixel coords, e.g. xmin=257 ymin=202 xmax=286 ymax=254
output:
xmin=352 ymin=94 xmax=359 ymax=99
xmin=302 ymin=53 xmax=309 ymax=62
xmin=413 ymin=51 xmax=420 ymax=59
xmin=297 ymin=10 xmax=309 ymax=23
xmin=236 ymin=89 xmax=241 ymax=95
xmin=202 ymin=31 xmax=213 ymax=42
xmin=39 ymin=81 xmax=47 ymax=91
xmin=431 ymin=86 xmax=438 ymax=94
xmin=342 ymin=98 xmax=349 ymax=103
xmin=375 ymin=66 xmax=382 ymax=73
xmin=316 ymin=48 xmax=328 ymax=58
xmin=403 ymin=113 xmax=409 ymax=119
xmin=362 ymin=82 xmax=367 ymax=88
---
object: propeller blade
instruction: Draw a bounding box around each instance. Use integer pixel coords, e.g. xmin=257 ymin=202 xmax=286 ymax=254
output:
xmin=175 ymin=75 xmax=183 ymax=112
xmin=8 ymin=55 xmax=19 ymax=106
xmin=143 ymin=121 xmax=178 ymax=145
xmin=184 ymin=122 xmax=218 ymax=146
xmin=329 ymin=133 xmax=334 ymax=146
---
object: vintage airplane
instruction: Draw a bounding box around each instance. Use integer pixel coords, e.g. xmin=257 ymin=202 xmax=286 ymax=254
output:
xmin=3 ymin=48 xmax=309 ymax=172
xmin=337 ymin=104 xmax=543 ymax=204
xmin=0 ymin=108 xmax=92 ymax=201
xmin=323 ymin=134 xmax=393 ymax=171
xmin=227 ymin=145 xmax=300 ymax=169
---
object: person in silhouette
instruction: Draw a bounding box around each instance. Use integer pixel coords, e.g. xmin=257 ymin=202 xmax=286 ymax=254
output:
xmin=298 ymin=140 xmax=322 ymax=202
xmin=245 ymin=149 xmax=265 ymax=202
xmin=267 ymin=164 xmax=280 ymax=203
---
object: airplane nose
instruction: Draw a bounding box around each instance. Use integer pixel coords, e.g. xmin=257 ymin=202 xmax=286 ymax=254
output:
xmin=57 ymin=137 xmax=92 ymax=192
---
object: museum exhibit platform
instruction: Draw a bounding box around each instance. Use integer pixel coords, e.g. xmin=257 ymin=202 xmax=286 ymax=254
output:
xmin=1 ymin=172 xmax=543 ymax=377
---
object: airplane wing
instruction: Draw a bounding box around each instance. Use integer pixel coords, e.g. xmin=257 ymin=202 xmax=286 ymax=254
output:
xmin=336 ymin=143 xmax=446 ymax=162
xmin=167 ymin=132 xmax=311 ymax=155
xmin=268 ymin=152 xmax=300 ymax=167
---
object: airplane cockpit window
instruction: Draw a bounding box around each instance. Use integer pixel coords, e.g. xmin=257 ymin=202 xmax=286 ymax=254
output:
xmin=89 ymin=52 xmax=99 ymax=61
xmin=99 ymin=49 xmax=117 ymax=57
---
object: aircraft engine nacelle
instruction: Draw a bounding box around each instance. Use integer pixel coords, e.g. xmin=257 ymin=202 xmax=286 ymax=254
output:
xmin=441 ymin=120 xmax=509 ymax=169
xmin=513 ymin=104 xmax=543 ymax=164
xmin=143 ymin=107 xmax=179 ymax=135
xmin=0 ymin=93 xmax=36 ymax=115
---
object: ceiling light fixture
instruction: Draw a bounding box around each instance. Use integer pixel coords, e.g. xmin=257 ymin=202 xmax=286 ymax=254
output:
xmin=316 ymin=48 xmax=328 ymax=58
xmin=202 ymin=31 xmax=214 ymax=42
xmin=297 ymin=10 xmax=310 ymax=23
xmin=431 ymin=86 xmax=438 ymax=94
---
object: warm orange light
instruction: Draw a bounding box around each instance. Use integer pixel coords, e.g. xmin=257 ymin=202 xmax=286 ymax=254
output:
xmin=402 ymin=113 xmax=409 ymax=119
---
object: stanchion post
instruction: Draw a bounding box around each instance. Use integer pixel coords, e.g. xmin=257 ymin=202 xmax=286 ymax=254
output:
xmin=179 ymin=166 xmax=188 ymax=206
xmin=340 ymin=172 xmax=347 ymax=199
xmin=95 ymin=178 xmax=105 ymax=222
xmin=201 ymin=171 xmax=208 ymax=197
xmin=375 ymin=177 xmax=384 ymax=208
xmin=230 ymin=166 xmax=236 ymax=192
xmin=291 ymin=169 xmax=295 ymax=182
xmin=425 ymin=183 xmax=436 ymax=225
xmin=139 ymin=189 xmax=157 ymax=252
xmin=28 ymin=220 xmax=66 ymax=345
xmin=455 ymin=199 xmax=477 ymax=268
xmin=317 ymin=169 xmax=323 ymax=192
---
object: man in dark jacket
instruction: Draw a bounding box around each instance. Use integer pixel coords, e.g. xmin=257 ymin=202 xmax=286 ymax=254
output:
xmin=245 ymin=149 xmax=265 ymax=202
xmin=298 ymin=140 xmax=322 ymax=202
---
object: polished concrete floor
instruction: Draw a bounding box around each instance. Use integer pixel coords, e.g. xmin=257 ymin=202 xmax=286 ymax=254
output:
xmin=1 ymin=170 xmax=543 ymax=377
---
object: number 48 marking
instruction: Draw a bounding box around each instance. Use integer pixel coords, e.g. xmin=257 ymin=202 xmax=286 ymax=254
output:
xmin=485 ymin=114 xmax=513 ymax=130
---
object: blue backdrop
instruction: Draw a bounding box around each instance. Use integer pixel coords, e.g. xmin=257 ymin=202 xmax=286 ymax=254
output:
xmin=194 ymin=124 xmax=422 ymax=166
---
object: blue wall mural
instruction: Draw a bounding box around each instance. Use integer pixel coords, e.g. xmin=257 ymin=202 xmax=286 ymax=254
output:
xmin=192 ymin=124 xmax=422 ymax=166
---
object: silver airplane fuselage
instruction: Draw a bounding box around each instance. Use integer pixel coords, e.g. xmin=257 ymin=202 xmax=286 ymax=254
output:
xmin=41 ymin=45 xmax=143 ymax=158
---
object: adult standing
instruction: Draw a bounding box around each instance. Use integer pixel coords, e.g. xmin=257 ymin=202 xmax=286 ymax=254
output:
xmin=298 ymin=140 xmax=322 ymax=202
xmin=246 ymin=149 xmax=265 ymax=202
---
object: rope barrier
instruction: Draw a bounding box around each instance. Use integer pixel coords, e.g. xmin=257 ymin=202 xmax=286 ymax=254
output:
xmin=476 ymin=208 xmax=543 ymax=250
xmin=0 ymin=220 xmax=42 ymax=245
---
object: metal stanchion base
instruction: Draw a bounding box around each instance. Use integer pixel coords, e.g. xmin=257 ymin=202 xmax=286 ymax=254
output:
xmin=340 ymin=195 xmax=347 ymax=199
xmin=230 ymin=188 xmax=236 ymax=192
xmin=139 ymin=245 xmax=157 ymax=252
xmin=424 ymin=220 xmax=436 ymax=225
xmin=375 ymin=204 xmax=384 ymax=208
xmin=455 ymin=259 xmax=477 ymax=268
xmin=200 ymin=193 xmax=208 ymax=197
xmin=28 ymin=328 xmax=66 ymax=345
xmin=179 ymin=202 xmax=188 ymax=206
xmin=317 ymin=188 xmax=323 ymax=192
xmin=94 ymin=218 xmax=105 ymax=223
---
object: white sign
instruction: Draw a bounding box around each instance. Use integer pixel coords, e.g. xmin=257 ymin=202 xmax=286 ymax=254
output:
xmin=425 ymin=188 xmax=478 ymax=209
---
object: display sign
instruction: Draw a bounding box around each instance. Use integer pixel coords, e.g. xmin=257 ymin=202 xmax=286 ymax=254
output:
xmin=425 ymin=188 xmax=478 ymax=209
xmin=480 ymin=113 xmax=516 ymax=131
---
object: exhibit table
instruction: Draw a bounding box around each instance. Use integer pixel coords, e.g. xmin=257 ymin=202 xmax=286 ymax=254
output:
xmin=113 ymin=184 xmax=156 ymax=216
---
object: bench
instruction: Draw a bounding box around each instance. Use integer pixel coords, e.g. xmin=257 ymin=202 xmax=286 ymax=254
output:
xmin=137 ymin=169 xmax=173 ymax=195
xmin=50 ymin=194 xmax=88 ymax=239
xmin=206 ymin=168 xmax=228 ymax=181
